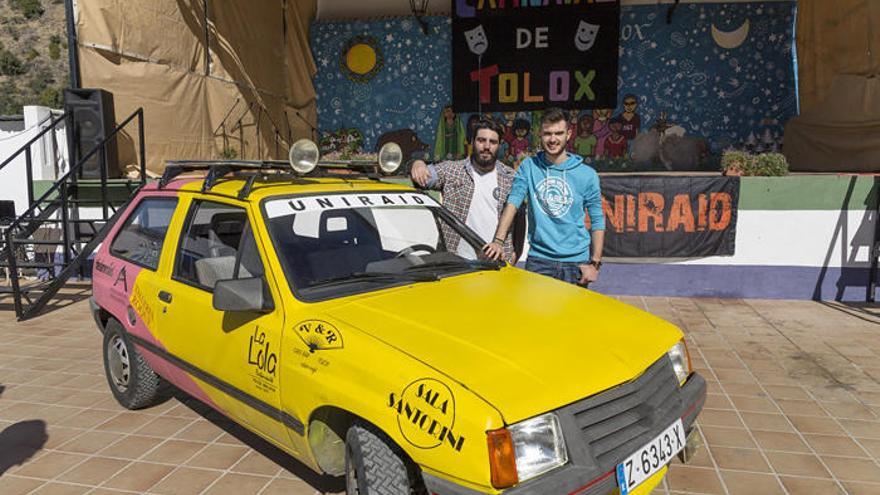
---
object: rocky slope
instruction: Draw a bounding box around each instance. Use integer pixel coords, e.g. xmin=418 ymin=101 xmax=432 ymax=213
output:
xmin=0 ymin=0 xmax=67 ymax=115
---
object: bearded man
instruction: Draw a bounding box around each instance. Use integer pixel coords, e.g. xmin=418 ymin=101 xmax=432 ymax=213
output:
xmin=410 ymin=118 xmax=516 ymax=262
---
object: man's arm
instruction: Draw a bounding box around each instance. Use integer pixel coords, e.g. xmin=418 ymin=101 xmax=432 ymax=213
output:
xmin=410 ymin=158 xmax=450 ymax=190
xmin=590 ymin=229 xmax=604 ymax=261
xmin=482 ymin=203 xmax=519 ymax=260
xmin=576 ymin=229 xmax=605 ymax=285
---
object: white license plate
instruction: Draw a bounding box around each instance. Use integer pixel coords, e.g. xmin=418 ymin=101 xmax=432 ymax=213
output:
xmin=616 ymin=419 xmax=685 ymax=494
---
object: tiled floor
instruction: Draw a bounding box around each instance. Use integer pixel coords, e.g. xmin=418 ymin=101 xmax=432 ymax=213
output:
xmin=2 ymin=289 xmax=880 ymax=494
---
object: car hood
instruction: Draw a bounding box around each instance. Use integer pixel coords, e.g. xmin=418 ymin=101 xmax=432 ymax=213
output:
xmin=329 ymin=267 xmax=683 ymax=423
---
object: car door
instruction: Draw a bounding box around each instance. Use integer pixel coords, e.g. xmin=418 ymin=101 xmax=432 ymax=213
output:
xmin=96 ymin=194 xmax=180 ymax=381
xmin=155 ymin=197 xmax=292 ymax=449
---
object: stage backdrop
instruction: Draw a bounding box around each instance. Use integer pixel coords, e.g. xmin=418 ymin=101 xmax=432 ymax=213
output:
xmin=451 ymin=0 xmax=620 ymax=112
xmin=312 ymin=1 xmax=797 ymax=170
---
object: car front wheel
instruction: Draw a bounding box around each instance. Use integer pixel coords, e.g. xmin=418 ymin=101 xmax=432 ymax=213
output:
xmin=102 ymin=319 xmax=164 ymax=409
xmin=345 ymin=423 xmax=416 ymax=495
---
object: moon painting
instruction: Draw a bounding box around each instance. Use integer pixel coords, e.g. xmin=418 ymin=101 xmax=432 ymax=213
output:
xmin=712 ymin=19 xmax=750 ymax=50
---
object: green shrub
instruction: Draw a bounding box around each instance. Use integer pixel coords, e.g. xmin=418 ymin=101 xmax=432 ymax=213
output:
xmin=0 ymin=49 xmax=26 ymax=75
xmin=25 ymin=48 xmax=39 ymax=60
xmin=0 ymin=80 xmax=21 ymax=114
xmin=10 ymin=0 xmax=45 ymax=20
xmin=27 ymin=68 xmax=53 ymax=93
xmin=48 ymin=37 xmax=60 ymax=60
xmin=4 ymin=25 xmax=21 ymax=42
xmin=720 ymin=150 xmax=751 ymax=176
xmin=720 ymin=150 xmax=788 ymax=176
xmin=751 ymin=152 xmax=789 ymax=176
xmin=37 ymin=86 xmax=61 ymax=107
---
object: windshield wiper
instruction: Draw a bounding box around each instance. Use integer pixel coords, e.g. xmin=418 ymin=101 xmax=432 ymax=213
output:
xmin=306 ymin=271 xmax=439 ymax=289
xmin=404 ymin=259 xmax=503 ymax=273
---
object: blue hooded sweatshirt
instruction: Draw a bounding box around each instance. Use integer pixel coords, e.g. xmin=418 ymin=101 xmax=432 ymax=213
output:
xmin=507 ymin=152 xmax=605 ymax=263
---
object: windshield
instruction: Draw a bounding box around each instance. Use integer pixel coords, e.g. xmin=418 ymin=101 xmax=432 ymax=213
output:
xmin=263 ymin=191 xmax=500 ymax=301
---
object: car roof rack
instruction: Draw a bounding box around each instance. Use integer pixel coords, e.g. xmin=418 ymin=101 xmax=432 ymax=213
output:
xmin=158 ymin=159 xmax=388 ymax=200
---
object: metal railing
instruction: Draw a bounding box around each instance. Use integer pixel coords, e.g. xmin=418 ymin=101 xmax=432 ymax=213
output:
xmin=2 ymin=108 xmax=146 ymax=319
xmin=0 ymin=112 xmax=68 ymax=208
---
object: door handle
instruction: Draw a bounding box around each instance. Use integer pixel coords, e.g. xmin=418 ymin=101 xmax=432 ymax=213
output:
xmin=158 ymin=290 xmax=173 ymax=303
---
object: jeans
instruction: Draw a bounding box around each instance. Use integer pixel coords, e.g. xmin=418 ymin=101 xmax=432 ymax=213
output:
xmin=525 ymin=256 xmax=586 ymax=287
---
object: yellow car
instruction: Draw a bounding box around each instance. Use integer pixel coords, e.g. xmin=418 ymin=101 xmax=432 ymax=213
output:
xmin=90 ymin=146 xmax=705 ymax=495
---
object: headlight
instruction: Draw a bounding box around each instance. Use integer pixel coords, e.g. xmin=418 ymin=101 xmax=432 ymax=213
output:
xmin=668 ymin=339 xmax=692 ymax=385
xmin=509 ymin=413 xmax=568 ymax=482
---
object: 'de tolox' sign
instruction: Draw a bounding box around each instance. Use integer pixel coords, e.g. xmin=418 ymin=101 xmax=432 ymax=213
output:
xmin=452 ymin=0 xmax=620 ymax=112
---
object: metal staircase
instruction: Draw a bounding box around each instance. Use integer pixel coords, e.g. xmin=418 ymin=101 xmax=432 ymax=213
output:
xmin=0 ymin=108 xmax=147 ymax=320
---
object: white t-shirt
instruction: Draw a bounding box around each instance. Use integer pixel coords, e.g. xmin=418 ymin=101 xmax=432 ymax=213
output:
xmin=458 ymin=165 xmax=499 ymax=259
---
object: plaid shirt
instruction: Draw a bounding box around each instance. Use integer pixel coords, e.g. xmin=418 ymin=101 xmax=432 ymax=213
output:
xmin=425 ymin=158 xmax=515 ymax=262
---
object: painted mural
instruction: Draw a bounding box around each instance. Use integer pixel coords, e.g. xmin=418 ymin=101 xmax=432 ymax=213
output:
xmin=312 ymin=17 xmax=453 ymax=159
xmin=311 ymin=1 xmax=796 ymax=171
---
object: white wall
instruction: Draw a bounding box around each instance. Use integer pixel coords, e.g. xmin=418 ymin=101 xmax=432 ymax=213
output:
xmin=0 ymin=106 xmax=69 ymax=216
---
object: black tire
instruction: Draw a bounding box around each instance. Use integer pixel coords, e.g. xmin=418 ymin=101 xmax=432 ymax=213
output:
xmin=102 ymin=319 xmax=164 ymax=409
xmin=345 ymin=423 xmax=414 ymax=495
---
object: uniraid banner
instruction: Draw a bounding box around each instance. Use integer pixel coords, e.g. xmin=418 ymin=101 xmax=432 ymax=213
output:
xmin=600 ymin=176 xmax=739 ymax=257
xmin=451 ymin=0 xmax=620 ymax=112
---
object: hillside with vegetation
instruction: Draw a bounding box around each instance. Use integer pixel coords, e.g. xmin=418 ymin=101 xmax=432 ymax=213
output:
xmin=0 ymin=0 xmax=68 ymax=115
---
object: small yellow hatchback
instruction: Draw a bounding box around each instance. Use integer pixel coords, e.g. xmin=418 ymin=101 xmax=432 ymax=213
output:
xmin=90 ymin=151 xmax=705 ymax=495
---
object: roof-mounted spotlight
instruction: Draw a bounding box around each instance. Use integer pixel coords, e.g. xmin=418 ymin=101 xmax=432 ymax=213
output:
xmin=288 ymin=139 xmax=319 ymax=174
xmin=377 ymin=141 xmax=403 ymax=175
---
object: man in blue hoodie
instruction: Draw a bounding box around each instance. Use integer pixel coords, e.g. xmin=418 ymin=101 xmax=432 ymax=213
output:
xmin=483 ymin=108 xmax=605 ymax=286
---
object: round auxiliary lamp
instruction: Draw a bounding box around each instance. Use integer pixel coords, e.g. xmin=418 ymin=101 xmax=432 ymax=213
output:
xmin=287 ymin=139 xmax=404 ymax=175
xmin=288 ymin=138 xmax=320 ymax=174
xmin=376 ymin=142 xmax=403 ymax=175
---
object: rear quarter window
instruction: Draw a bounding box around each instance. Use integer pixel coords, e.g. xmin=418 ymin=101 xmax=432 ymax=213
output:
xmin=109 ymin=197 xmax=178 ymax=270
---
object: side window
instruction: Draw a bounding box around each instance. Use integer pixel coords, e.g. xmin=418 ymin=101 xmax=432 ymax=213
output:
xmin=110 ymin=197 xmax=178 ymax=270
xmin=174 ymin=200 xmax=265 ymax=290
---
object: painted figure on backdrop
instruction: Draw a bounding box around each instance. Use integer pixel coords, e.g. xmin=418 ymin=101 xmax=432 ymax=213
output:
xmin=611 ymin=94 xmax=642 ymax=150
xmin=566 ymin=109 xmax=581 ymax=152
xmin=507 ymin=118 xmax=532 ymax=162
xmin=573 ymin=115 xmax=598 ymax=158
xmin=433 ymin=105 xmax=466 ymax=160
xmin=592 ymin=108 xmax=613 ymax=157
xmin=530 ymin=110 xmax=544 ymax=150
xmin=604 ymin=121 xmax=628 ymax=158
xmin=501 ymin=111 xmax=518 ymax=162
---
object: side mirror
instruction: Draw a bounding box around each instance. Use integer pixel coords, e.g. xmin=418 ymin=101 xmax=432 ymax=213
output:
xmin=213 ymin=277 xmax=274 ymax=313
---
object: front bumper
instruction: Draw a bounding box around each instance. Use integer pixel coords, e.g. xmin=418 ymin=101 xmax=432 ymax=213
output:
xmin=422 ymin=369 xmax=707 ymax=495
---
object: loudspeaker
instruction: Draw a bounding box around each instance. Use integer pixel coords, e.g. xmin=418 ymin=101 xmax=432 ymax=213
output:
xmin=64 ymin=88 xmax=119 ymax=179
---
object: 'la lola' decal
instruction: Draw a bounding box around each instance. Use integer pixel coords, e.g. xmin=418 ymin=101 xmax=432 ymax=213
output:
xmin=248 ymin=327 xmax=278 ymax=393
xmin=388 ymin=378 xmax=465 ymax=452
xmin=295 ymin=320 xmax=344 ymax=351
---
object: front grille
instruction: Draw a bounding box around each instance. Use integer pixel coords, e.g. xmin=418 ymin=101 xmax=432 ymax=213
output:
xmin=568 ymin=356 xmax=681 ymax=470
